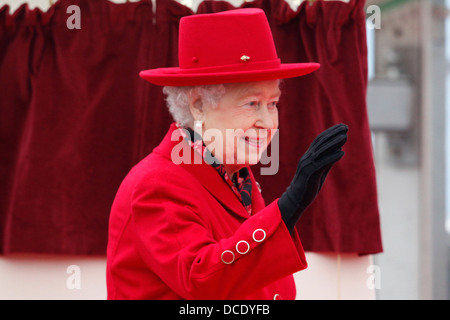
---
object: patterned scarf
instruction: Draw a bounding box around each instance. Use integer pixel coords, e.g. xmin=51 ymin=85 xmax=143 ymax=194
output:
xmin=180 ymin=125 xmax=253 ymax=215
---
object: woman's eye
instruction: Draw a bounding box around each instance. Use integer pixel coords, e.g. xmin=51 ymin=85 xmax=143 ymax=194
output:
xmin=268 ymin=101 xmax=278 ymax=109
xmin=244 ymin=101 xmax=259 ymax=108
xmin=242 ymin=100 xmax=278 ymax=110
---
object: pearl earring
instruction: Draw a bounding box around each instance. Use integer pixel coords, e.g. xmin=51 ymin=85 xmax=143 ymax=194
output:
xmin=194 ymin=120 xmax=202 ymax=130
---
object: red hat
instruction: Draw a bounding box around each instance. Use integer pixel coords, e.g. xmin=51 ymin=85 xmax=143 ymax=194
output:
xmin=139 ymin=8 xmax=320 ymax=86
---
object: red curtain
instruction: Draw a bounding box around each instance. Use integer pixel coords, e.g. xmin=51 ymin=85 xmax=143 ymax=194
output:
xmin=263 ymin=0 xmax=382 ymax=254
xmin=0 ymin=0 xmax=189 ymax=254
xmin=0 ymin=0 xmax=382 ymax=255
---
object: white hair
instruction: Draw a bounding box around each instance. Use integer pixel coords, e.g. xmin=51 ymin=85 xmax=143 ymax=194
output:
xmin=162 ymin=84 xmax=227 ymax=127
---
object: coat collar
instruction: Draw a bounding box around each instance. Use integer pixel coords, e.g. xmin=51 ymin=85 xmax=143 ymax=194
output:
xmin=153 ymin=123 xmax=266 ymax=219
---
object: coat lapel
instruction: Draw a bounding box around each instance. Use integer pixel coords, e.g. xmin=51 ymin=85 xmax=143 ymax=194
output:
xmin=153 ymin=123 xmax=254 ymax=219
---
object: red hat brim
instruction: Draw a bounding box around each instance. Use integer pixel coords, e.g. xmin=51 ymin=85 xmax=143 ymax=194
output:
xmin=139 ymin=62 xmax=320 ymax=86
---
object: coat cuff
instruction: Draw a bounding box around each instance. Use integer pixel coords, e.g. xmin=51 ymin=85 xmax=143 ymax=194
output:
xmin=191 ymin=199 xmax=308 ymax=285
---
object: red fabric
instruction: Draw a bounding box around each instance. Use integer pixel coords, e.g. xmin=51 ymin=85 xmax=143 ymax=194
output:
xmin=106 ymin=123 xmax=307 ymax=300
xmin=0 ymin=0 xmax=382 ymax=255
xmin=0 ymin=0 xmax=188 ymax=254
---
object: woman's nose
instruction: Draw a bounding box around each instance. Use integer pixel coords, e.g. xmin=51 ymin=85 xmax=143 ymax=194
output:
xmin=255 ymin=105 xmax=276 ymax=129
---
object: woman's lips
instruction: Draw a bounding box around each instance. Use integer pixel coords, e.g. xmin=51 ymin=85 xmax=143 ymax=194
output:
xmin=244 ymin=136 xmax=266 ymax=148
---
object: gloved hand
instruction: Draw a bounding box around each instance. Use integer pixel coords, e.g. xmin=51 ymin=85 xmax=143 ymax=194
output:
xmin=278 ymin=124 xmax=348 ymax=234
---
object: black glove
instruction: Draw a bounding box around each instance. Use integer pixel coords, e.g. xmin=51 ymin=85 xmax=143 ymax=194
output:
xmin=278 ymin=124 xmax=348 ymax=234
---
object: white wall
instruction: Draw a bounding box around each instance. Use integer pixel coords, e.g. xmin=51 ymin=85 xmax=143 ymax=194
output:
xmin=0 ymin=254 xmax=107 ymax=300
xmin=295 ymin=253 xmax=376 ymax=300
xmin=0 ymin=252 xmax=374 ymax=300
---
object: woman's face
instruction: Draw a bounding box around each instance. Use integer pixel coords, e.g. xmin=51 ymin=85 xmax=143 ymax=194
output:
xmin=194 ymin=79 xmax=280 ymax=174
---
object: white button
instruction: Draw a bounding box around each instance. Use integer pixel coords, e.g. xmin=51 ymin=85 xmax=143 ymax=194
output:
xmin=221 ymin=250 xmax=235 ymax=264
xmin=236 ymin=240 xmax=250 ymax=255
xmin=252 ymin=229 xmax=266 ymax=242
xmin=273 ymin=293 xmax=282 ymax=300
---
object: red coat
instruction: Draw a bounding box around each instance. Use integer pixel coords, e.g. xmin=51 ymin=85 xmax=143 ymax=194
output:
xmin=106 ymin=123 xmax=308 ymax=300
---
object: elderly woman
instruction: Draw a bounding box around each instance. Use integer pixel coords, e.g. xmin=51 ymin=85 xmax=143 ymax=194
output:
xmin=106 ymin=8 xmax=347 ymax=300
